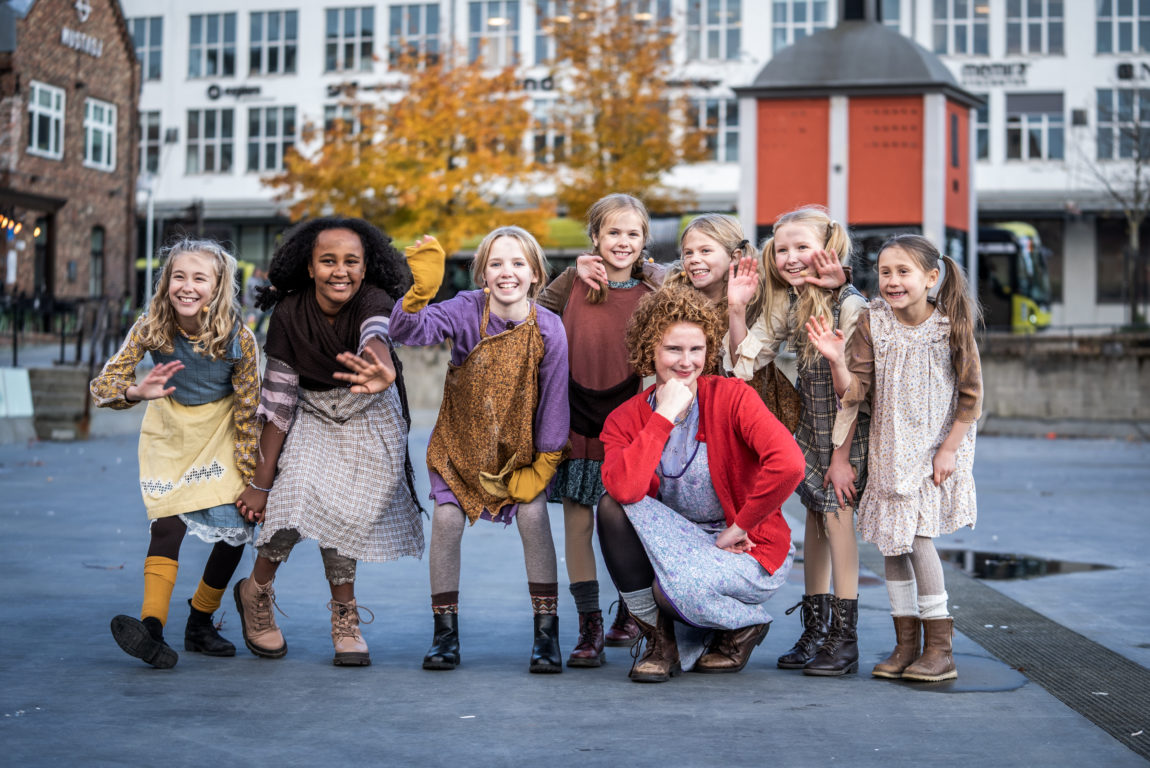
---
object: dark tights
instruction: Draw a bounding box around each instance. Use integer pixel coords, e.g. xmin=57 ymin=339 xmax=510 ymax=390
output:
xmin=596 ymin=494 xmax=677 ymax=618
xmin=146 ymin=516 xmax=246 ymax=590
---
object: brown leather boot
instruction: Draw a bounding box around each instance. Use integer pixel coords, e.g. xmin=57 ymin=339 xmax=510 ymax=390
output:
xmin=329 ymin=599 xmax=373 ymax=667
xmin=629 ymin=613 xmax=681 ymax=683
xmin=233 ymin=576 xmax=287 ymax=659
xmin=604 ymin=599 xmax=641 ymax=647
xmin=901 ymin=617 xmax=956 ymax=682
xmin=567 ymin=610 xmax=605 ymax=668
xmin=695 ymin=623 xmax=771 ymax=673
xmin=872 ymin=615 xmax=922 ymax=679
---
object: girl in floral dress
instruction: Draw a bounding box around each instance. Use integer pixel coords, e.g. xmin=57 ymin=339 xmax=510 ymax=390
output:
xmin=807 ymin=234 xmax=982 ymax=682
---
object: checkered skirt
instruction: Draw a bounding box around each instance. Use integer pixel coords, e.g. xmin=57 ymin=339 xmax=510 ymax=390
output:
xmin=256 ymin=385 xmax=425 ymax=562
xmin=793 ymin=288 xmax=870 ymax=515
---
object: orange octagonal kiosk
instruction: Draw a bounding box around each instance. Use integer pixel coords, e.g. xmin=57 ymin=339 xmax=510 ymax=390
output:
xmin=735 ymin=2 xmax=981 ymax=299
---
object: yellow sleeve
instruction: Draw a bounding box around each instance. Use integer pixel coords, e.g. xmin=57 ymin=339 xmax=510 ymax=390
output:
xmin=506 ymin=450 xmax=566 ymax=504
xmin=401 ymin=237 xmax=447 ymax=313
xmin=90 ymin=320 xmax=147 ymax=410
xmin=230 ymin=326 xmax=261 ymax=483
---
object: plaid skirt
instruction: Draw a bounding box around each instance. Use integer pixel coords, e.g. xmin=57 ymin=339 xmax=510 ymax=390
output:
xmin=256 ymin=385 xmax=424 ymax=563
xmin=794 ymin=356 xmax=870 ymax=516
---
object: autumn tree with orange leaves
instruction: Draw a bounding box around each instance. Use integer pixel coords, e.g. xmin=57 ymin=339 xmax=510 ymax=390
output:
xmin=267 ymin=56 xmax=551 ymax=255
xmin=546 ymin=0 xmax=709 ymax=217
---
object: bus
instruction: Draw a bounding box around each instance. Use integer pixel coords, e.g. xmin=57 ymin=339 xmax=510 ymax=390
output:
xmin=977 ymin=222 xmax=1052 ymax=333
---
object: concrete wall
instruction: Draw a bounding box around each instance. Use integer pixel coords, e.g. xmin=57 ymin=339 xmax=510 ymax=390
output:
xmin=980 ymin=342 xmax=1150 ymax=421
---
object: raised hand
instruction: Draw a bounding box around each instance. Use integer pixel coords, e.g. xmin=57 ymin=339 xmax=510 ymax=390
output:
xmin=126 ymin=360 xmax=184 ymax=402
xmin=575 ymin=252 xmax=608 ymax=290
xmin=334 ymin=345 xmax=395 ymax=393
xmin=654 ymin=378 xmax=695 ymax=423
xmin=805 ymin=315 xmax=845 ymax=364
xmin=804 ymin=248 xmax=847 ymax=290
xmin=727 ymin=255 xmax=760 ymax=310
xmin=402 ymin=235 xmax=446 ymax=312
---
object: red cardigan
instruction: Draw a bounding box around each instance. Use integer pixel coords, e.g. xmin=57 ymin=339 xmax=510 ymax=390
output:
xmin=600 ymin=375 xmax=804 ymax=574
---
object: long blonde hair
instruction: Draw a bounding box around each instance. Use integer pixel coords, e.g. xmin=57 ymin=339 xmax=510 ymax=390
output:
xmin=136 ymin=238 xmax=241 ymax=361
xmin=759 ymin=207 xmax=852 ymax=367
xmin=879 ymin=234 xmax=982 ymax=365
xmin=470 ymin=225 xmax=550 ymax=300
xmin=585 ymin=193 xmax=650 ymax=304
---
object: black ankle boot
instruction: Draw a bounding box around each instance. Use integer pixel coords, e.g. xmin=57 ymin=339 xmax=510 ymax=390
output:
xmin=422 ymin=613 xmax=460 ymax=670
xmin=529 ymin=614 xmax=562 ymax=674
xmin=803 ymin=596 xmax=859 ymax=676
xmin=110 ymin=615 xmax=179 ymax=669
xmin=184 ymin=599 xmax=237 ymax=657
xmin=777 ymin=593 xmax=832 ymax=669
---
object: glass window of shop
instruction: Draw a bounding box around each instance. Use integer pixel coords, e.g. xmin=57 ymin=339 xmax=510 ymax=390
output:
xmin=1005 ymin=92 xmax=1063 ymax=161
xmin=1095 ymin=215 xmax=1150 ymax=306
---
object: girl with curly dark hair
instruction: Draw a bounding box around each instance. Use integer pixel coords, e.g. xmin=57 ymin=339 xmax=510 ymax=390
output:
xmin=233 ymin=217 xmax=424 ymax=668
xmin=597 ymin=284 xmax=805 ymax=683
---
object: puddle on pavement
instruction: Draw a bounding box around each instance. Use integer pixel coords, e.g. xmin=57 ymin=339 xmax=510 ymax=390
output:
xmin=885 ymin=653 xmax=1028 ymax=693
xmin=938 ymin=549 xmax=1115 ymax=580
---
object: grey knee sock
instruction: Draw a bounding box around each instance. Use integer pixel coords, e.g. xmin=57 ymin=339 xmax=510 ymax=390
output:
xmin=430 ymin=503 xmax=466 ymax=594
xmin=620 ymin=587 xmax=658 ymax=625
xmin=515 ymin=495 xmax=558 ymax=584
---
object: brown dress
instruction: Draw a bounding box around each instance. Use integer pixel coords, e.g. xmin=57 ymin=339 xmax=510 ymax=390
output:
xmin=425 ymin=298 xmax=546 ymax=523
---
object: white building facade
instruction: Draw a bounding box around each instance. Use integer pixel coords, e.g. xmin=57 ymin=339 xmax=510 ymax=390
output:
xmin=119 ymin=0 xmax=1149 ymax=326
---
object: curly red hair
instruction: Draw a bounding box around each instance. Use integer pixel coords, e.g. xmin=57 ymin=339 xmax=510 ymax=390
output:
xmin=625 ymin=283 xmax=724 ymax=377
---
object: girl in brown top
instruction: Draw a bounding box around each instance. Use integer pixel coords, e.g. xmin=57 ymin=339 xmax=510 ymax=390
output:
xmin=808 ymin=234 xmax=983 ymax=683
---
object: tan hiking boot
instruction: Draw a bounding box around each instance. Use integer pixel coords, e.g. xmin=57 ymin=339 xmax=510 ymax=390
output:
xmin=329 ymin=599 xmax=373 ymax=667
xmin=872 ymin=615 xmax=922 ymax=679
xmin=629 ymin=613 xmax=681 ymax=683
xmin=233 ymin=577 xmax=287 ymax=659
xmin=901 ymin=617 xmax=956 ymax=682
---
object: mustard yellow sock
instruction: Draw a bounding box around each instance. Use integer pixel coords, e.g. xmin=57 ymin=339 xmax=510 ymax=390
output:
xmin=190 ymin=580 xmax=226 ymax=615
xmin=140 ymin=556 xmax=179 ymax=626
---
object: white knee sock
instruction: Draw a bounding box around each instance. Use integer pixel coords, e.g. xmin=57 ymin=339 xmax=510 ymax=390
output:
xmin=886 ymin=579 xmax=919 ymax=617
xmin=918 ymin=591 xmax=949 ymax=620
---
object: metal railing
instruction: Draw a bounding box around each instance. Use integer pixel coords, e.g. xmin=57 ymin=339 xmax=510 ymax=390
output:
xmin=1 ymin=295 xmax=130 ymax=368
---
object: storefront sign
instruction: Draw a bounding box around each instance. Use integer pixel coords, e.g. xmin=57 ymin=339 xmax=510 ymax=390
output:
xmin=1116 ymin=62 xmax=1150 ymax=81
xmin=960 ymin=62 xmax=1029 ymax=87
xmin=207 ymin=84 xmax=262 ymax=100
xmin=60 ymin=27 xmax=102 ymax=57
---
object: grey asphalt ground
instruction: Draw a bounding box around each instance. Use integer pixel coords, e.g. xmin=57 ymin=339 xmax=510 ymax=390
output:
xmin=1 ymin=412 xmax=1148 ymax=767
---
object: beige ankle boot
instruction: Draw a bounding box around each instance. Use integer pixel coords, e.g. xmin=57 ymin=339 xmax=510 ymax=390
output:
xmin=901 ymin=617 xmax=956 ymax=682
xmin=329 ymin=599 xmax=374 ymax=667
xmin=233 ymin=577 xmax=287 ymax=658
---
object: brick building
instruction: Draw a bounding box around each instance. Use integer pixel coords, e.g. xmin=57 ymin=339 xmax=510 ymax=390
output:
xmin=0 ymin=0 xmax=138 ymax=306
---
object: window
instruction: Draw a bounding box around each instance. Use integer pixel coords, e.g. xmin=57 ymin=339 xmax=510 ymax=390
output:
xmin=687 ymin=0 xmax=742 ymax=61
xmin=189 ymin=13 xmax=237 ymax=78
xmin=468 ymin=1 xmax=519 ymax=66
xmin=251 ymin=11 xmax=298 ymax=75
xmin=141 ymin=111 xmax=162 ymax=174
xmin=531 ymin=98 xmax=566 ymax=164
xmin=1005 ymin=93 xmax=1063 ymax=160
xmin=129 ymin=17 xmax=163 ymax=80
xmin=324 ymin=104 xmax=363 ymax=137
xmin=1096 ymin=216 xmax=1149 ymax=304
xmin=773 ymin=1 xmax=831 ymax=51
xmin=1096 ymin=88 xmax=1150 ymax=160
xmin=186 ymin=109 xmax=235 ymax=174
xmin=90 ymin=227 xmax=105 ymax=298
xmin=882 ymin=0 xmax=901 ymax=29
xmin=692 ymin=97 xmax=739 ymax=162
xmin=83 ymin=98 xmax=117 ymax=171
xmin=27 ymin=81 xmax=64 ymax=160
xmin=1097 ymin=0 xmax=1150 ymax=53
xmin=389 ymin=4 xmax=440 ymax=66
xmin=534 ymin=0 xmax=568 ymax=65
xmin=932 ymin=0 xmax=989 ymax=56
xmin=325 ymin=7 xmax=375 ymax=72
xmin=247 ymin=106 xmax=296 ymax=172
xmin=1006 ymin=0 xmax=1063 ymax=55
xmin=621 ymin=0 xmax=671 ymax=21
xmin=973 ymin=93 xmax=989 ymax=160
